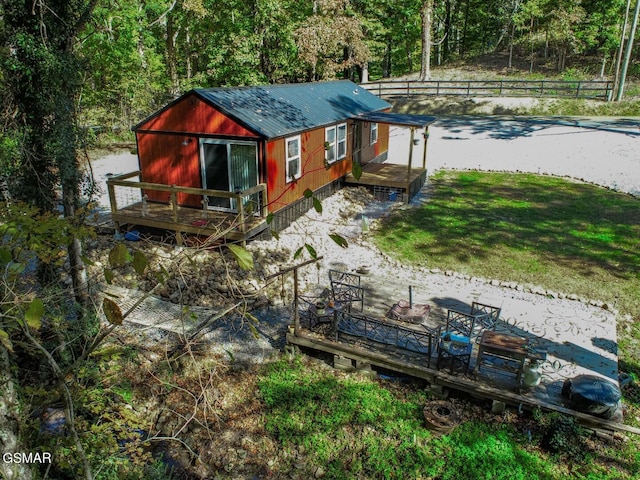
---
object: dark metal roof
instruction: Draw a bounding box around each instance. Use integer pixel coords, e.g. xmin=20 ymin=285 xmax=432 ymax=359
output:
xmin=193 ymin=80 xmax=391 ymax=139
xmin=352 ymin=111 xmax=437 ymax=128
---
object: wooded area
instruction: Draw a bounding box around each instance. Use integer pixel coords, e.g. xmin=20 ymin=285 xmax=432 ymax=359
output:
xmin=2 ymin=0 xmax=633 ymax=130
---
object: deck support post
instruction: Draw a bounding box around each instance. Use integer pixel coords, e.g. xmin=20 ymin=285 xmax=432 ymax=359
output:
xmin=107 ymin=179 xmax=121 ymax=233
xmin=406 ymin=127 xmax=415 ymax=204
xmin=170 ymin=188 xmax=178 ymax=222
xmin=422 ymin=126 xmax=429 ymax=170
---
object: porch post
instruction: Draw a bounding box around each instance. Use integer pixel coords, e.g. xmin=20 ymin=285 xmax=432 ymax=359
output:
xmin=422 ymin=126 xmax=429 ymax=170
xmin=107 ymin=177 xmax=120 ymax=233
xmin=406 ymin=127 xmax=415 ymax=204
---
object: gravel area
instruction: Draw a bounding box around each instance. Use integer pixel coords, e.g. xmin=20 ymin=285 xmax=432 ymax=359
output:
xmin=389 ymin=117 xmax=640 ymax=197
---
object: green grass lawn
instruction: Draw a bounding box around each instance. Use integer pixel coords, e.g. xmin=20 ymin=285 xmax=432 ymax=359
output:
xmin=374 ymin=171 xmax=640 ymax=320
xmin=259 ymin=357 xmax=638 ymax=479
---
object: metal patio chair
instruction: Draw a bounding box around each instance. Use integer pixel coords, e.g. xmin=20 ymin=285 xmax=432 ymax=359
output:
xmin=437 ymin=309 xmax=477 ymax=374
xmin=329 ymin=270 xmax=364 ymax=312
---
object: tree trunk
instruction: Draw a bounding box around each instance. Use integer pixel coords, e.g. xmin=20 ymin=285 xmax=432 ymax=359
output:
xmin=617 ymin=0 xmax=639 ymax=100
xmin=461 ymin=0 xmax=471 ymax=57
xmin=383 ymin=37 xmax=392 ymax=77
xmin=443 ymin=0 xmax=452 ymax=61
xmin=613 ymin=0 xmax=632 ymax=97
xmin=166 ymin=11 xmax=180 ymax=97
xmin=419 ymin=0 xmax=433 ymax=80
xmin=0 ymin=347 xmax=33 ymax=480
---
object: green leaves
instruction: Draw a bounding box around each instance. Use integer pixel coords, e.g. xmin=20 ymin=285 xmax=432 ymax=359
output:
xmin=228 ymin=244 xmax=254 ymax=271
xmin=329 ymin=234 xmax=349 ymax=248
xmin=0 ymin=329 xmax=13 ymax=353
xmin=25 ymin=298 xmax=44 ymax=330
xmin=132 ymin=251 xmax=148 ymax=275
xmin=108 ymin=243 xmax=130 ymax=268
xmin=294 ymin=243 xmax=318 ymax=260
xmin=352 ymin=160 xmax=363 ymax=181
xmin=103 ymin=298 xmax=124 ymax=326
xmin=313 ymin=197 xmax=323 ymax=214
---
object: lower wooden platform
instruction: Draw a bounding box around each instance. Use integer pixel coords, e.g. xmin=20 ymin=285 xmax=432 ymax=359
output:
xmin=344 ymin=163 xmax=426 ymax=201
xmin=286 ymin=332 xmax=640 ymax=436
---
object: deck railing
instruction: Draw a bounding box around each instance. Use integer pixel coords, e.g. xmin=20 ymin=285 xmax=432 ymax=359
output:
xmin=106 ymin=171 xmax=268 ymax=240
xmin=361 ymin=79 xmax=614 ymax=100
xmin=335 ymin=311 xmax=440 ymax=367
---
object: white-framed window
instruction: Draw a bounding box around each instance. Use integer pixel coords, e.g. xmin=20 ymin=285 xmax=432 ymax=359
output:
xmin=286 ymin=135 xmax=301 ymax=182
xmin=326 ymin=123 xmax=347 ymax=164
xmin=370 ymin=122 xmax=378 ymax=144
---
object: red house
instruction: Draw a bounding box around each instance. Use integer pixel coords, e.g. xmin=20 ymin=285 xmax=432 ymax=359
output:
xmin=106 ymin=80 xmax=435 ymax=242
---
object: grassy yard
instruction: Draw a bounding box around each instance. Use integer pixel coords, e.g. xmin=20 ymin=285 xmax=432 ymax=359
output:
xmin=258 ymin=356 xmax=638 ymax=479
xmin=374 ymin=171 xmax=640 ymax=320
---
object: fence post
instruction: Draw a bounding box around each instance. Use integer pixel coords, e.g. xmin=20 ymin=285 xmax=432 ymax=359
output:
xmin=467 ymin=81 xmax=471 ymax=97
xmin=540 ymin=80 xmax=544 ymax=97
xmin=576 ymin=81 xmax=581 ymax=98
xmin=499 ymin=80 xmax=503 ymax=96
xmin=170 ymin=188 xmax=178 ymax=222
xmin=107 ymin=179 xmax=120 ymax=233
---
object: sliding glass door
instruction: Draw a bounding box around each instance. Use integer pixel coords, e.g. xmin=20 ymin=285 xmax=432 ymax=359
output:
xmin=200 ymin=140 xmax=258 ymax=212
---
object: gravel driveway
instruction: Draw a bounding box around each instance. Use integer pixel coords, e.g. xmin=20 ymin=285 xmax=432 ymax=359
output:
xmin=389 ymin=116 xmax=640 ymax=196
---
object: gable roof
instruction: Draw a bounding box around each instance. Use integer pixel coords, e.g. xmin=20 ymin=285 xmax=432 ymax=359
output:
xmin=189 ymin=80 xmax=391 ymax=140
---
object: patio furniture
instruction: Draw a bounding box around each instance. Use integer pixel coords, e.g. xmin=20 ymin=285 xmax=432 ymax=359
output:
xmin=437 ymin=309 xmax=476 ymax=374
xmin=299 ymin=294 xmax=341 ymax=330
xmin=470 ymin=302 xmax=501 ymax=338
xmin=335 ymin=310 xmax=440 ymax=367
xmin=474 ymin=330 xmax=530 ymax=390
xmin=329 ymin=270 xmax=364 ymax=312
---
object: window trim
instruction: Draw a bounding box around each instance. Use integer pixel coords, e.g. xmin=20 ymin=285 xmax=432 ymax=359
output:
xmin=285 ymin=135 xmax=302 ymax=182
xmin=370 ymin=122 xmax=378 ymax=145
xmin=325 ymin=122 xmax=347 ymax=164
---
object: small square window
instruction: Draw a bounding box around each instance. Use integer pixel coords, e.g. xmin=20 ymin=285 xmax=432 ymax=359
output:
xmin=370 ymin=122 xmax=378 ymax=144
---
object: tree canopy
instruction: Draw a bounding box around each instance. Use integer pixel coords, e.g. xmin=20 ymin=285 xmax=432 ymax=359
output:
xmin=1 ymin=0 xmax=629 ymax=130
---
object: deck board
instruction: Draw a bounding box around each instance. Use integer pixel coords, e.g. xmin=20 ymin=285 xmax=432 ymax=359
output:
xmin=344 ymin=163 xmax=426 ymax=189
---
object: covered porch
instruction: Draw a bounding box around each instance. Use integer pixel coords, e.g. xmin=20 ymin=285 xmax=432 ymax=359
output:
xmin=346 ymin=112 xmax=436 ymax=203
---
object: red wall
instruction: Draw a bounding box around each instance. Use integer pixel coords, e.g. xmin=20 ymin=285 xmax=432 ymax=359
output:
xmin=266 ymin=124 xmax=353 ymax=213
xmin=137 ymin=132 xmax=202 ymax=207
xmin=137 ymin=93 xmax=259 ymax=138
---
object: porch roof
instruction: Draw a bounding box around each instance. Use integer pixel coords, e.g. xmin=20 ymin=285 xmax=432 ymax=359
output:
xmin=352 ymin=111 xmax=437 ymax=127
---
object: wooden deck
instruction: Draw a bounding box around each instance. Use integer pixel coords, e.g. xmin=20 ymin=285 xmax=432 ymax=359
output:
xmin=285 ymin=271 xmax=636 ymax=435
xmin=106 ymin=172 xmax=269 ymax=243
xmin=112 ymin=201 xmax=268 ymax=241
xmin=344 ymin=163 xmax=426 ymax=201
xmin=286 ymin=331 xmax=638 ymax=435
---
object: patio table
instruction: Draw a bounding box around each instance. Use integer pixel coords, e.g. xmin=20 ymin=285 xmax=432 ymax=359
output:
xmin=474 ymin=330 xmax=530 ymax=389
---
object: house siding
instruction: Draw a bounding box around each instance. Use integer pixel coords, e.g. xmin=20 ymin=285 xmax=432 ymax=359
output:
xmin=136 ymin=93 xmax=260 ymax=138
xmin=137 ymin=132 xmax=202 ymax=207
xmin=360 ymin=121 xmax=389 ymax=164
xmin=266 ymin=123 xmax=353 ymax=213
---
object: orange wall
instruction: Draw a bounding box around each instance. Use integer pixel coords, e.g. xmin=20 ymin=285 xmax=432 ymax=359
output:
xmin=359 ymin=121 xmax=389 ymax=164
xmin=266 ymin=124 xmax=353 ymax=212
